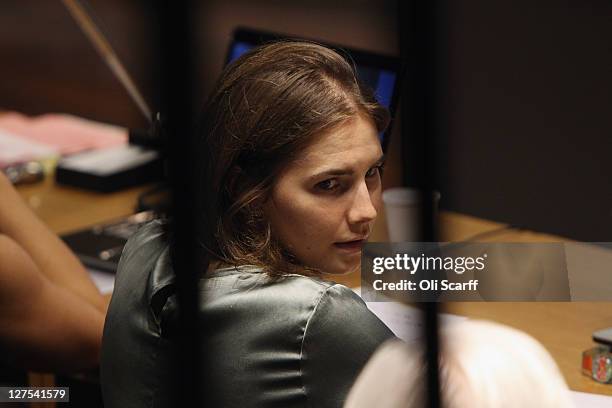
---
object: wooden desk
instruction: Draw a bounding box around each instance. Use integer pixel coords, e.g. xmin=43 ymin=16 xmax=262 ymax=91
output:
xmin=384 ymin=210 xmax=612 ymax=396
xmin=331 ymin=210 xmax=612 ymax=396
xmin=16 ymin=177 xmax=151 ymax=235
xmin=17 ymin=180 xmax=612 ymax=396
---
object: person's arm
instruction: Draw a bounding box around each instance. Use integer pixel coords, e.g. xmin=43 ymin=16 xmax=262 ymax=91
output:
xmin=0 ymin=172 xmax=107 ymax=314
xmin=300 ymin=284 xmax=396 ymax=408
xmin=0 ymin=234 xmax=104 ymax=372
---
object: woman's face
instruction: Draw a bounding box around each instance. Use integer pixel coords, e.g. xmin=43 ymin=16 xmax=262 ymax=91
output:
xmin=265 ymin=114 xmax=384 ymax=274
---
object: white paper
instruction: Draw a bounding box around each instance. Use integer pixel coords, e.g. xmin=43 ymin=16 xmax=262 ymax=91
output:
xmin=88 ymin=268 xmax=115 ymax=294
xmin=353 ymin=287 xmax=467 ymax=342
xmin=0 ymin=128 xmax=57 ymax=167
xmin=570 ymin=390 xmax=612 ymax=407
xmin=58 ymin=145 xmax=159 ymax=175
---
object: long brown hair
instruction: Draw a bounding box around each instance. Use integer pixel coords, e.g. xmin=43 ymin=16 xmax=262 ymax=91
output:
xmin=198 ymin=41 xmax=389 ymax=276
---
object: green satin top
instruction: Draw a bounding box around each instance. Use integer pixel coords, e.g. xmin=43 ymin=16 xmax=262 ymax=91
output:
xmin=101 ymin=220 xmax=394 ymax=407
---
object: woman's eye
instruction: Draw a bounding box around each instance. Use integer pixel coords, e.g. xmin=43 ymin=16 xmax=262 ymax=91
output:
xmin=366 ymin=165 xmax=383 ymax=178
xmin=316 ymin=178 xmax=340 ymax=191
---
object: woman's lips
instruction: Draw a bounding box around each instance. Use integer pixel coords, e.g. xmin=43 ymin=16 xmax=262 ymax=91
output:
xmin=334 ymin=239 xmax=366 ymax=252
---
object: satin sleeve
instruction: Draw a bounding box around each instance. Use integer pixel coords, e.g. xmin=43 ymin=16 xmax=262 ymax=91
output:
xmin=300 ymin=284 xmax=395 ymax=408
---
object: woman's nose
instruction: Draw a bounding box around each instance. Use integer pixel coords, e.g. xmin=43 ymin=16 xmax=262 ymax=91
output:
xmin=347 ymin=181 xmax=378 ymax=225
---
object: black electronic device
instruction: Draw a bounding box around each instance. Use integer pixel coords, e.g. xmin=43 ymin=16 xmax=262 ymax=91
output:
xmin=61 ymin=211 xmax=157 ymax=272
xmin=593 ymin=328 xmax=612 ymax=347
xmin=55 ymin=145 xmax=164 ymax=193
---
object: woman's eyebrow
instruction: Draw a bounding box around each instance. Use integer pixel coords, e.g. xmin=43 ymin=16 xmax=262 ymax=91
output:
xmin=309 ymin=154 xmax=386 ymax=180
xmin=374 ymin=154 xmax=386 ymax=166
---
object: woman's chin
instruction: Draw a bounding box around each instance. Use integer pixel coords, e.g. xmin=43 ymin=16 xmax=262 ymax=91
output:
xmin=319 ymin=259 xmax=361 ymax=275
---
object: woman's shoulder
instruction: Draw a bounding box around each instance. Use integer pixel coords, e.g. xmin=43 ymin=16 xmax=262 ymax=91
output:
xmin=124 ymin=218 xmax=167 ymax=251
xmin=116 ymin=219 xmax=168 ymax=269
xmin=202 ymin=266 xmax=357 ymax=311
xmin=203 ymin=268 xmax=392 ymax=341
xmin=108 ymin=219 xmax=176 ymax=327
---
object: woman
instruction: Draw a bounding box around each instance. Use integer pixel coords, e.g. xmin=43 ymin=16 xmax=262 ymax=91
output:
xmin=101 ymin=41 xmax=396 ymax=407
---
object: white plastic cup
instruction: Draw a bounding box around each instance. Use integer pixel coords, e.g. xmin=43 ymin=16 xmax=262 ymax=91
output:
xmin=382 ymin=188 xmax=440 ymax=242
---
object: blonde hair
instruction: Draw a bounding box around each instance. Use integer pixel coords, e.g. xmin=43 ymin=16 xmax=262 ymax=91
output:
xmin=344 ymin=320 xmax=573 ymax=408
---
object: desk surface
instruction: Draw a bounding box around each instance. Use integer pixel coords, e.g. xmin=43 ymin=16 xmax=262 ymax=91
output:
xmin=17 ymin=178 xmax=612 ymax=396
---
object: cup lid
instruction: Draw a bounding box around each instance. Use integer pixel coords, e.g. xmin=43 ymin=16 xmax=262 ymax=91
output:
xmin=382 ymin=188 xmax=441 ymax=205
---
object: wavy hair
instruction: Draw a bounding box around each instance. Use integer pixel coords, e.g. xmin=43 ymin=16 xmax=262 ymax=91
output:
xmin=197 ymin=41 xmax=389 ymax=276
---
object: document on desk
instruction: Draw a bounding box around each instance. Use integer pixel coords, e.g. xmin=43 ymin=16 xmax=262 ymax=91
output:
xmin=88 ymin=268 xmax=115 ymax=294
xmin=0 ymin=111 xmax=127 ymax=155
xmin=353 ymin=287 xmax=467 ymax=343
xmin=0 ymin=128 xmax=58 ymax=167
xmin=571 ymin=390 xmax=612 ymax=407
